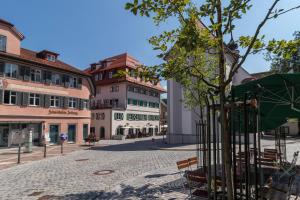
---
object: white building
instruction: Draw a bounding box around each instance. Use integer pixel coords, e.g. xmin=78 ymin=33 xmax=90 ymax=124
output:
xmin=167 ymin=63 xmax=252 ymax=144
xmin=87 ymin=53 xmax=166 ymax=139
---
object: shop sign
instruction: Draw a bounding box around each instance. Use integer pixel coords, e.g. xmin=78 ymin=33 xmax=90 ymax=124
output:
xmin=49 ymin=110 xmax=78 ymax=115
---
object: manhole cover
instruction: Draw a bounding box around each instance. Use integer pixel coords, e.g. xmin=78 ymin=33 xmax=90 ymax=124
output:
xmin=28 ymin=191 xmax=44 ymax=196
xmin=93 ymin=170 xmax=114 ymax=176
xmin=75 ymin=158 xmax=89 ymax=162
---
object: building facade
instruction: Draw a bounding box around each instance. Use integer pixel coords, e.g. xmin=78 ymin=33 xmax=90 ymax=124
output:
xmin=87 ymin=53 xmax=165 ymax=139
xmin=0 ymin=19 xmax=94 ymax=147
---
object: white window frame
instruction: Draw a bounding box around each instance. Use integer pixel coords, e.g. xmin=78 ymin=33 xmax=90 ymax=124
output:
xmin=52 ymin=73 xmax=61 ymax=85
xmin=4 ymin=63 xmax=18 ymax=78
xmin=108 ymin=71 xmax=113 ymax=79
xmin=69 ymin=76 xmax=78 ymax=88
xmin=46 ymin=54 xmax=56 ymax=62
xmin=0 ymin=35 xmax=7 ymax=52
xmin=4 ymin=91 xmax=16 ymax=105
xmin=30 ymin=69 xmax=41 ymax=82
xmin=50 ymin=96 xmax=59 ymax=107
xmin=68 ymin=97 xmax=76 ymax=108
xmin=29 ymin=93 xmax=40 ymax=106
xmin=83 ymin=100 xmax=88 ymax=109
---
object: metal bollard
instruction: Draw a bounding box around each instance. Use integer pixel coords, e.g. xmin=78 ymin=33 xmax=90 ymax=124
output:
xmin=44 ymin=144 xmax=47 ymax=158
xmin=17 ymin=144 xmax=21 ymax=164
xmin=61 ymin=142 xmax=63 ymax=154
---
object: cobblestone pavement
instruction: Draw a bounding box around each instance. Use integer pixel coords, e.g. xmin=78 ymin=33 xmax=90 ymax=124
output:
xmin=0 ymin=136 xmax=299 ymax=200
xmin=0 ymin=137 xmax=194 ymax=200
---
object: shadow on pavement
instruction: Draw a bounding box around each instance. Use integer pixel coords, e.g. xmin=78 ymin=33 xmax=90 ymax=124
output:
xmin=37 ymin=180 xmax=187 ymax=200
xmin=89 ymin=138 xmax=196 ymax=152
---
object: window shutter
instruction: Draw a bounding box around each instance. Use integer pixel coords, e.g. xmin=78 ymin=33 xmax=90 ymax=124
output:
xmin=18 ymin=66 xmax=24 ymax=80
xmin=79 ymin=99 xmax=83 ymax=110
xmin=44 ymin=95 xmax=50 ymax=108
xmin=39 ymin=94 xmax=45 ymax=107
xmin=24 ymin=67 xmax=30 ymax=81
xmin=87 ymin=100 xmax=90 ymax=110
xmin=78 ymin=78 xmax=82 ymax=89
xmin=63 ymin=97 xmax=68 ymax=109
xmin=22 ymin=92 xmax=29 ymax=106
xmin=16 ymin=92 xmax=22 ymax=106
xmin=0 ymin=90 xmax=3 ymax=104
xmin=0 ymin=62 xmax=4 ymax=76
xmin=59 ymin=96 xmax=63 ymax=108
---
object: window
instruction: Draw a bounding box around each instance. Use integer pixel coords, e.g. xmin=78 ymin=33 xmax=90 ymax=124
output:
xmin=29 ymin=93 xmax=40 ymax=106
xmin=83 ymin=100 xmax=88 ymax=109
xmin=139 ymin=100 xmax=144 ymax=106
xmin=50 ymin=96 xmax=59 ymax=107
xmin=4 ymin=91 xmax=16 ymax=105
xmin=30 ymin=69 xmax=41 ymax=82
xmin=108 ymin=71 xmax=113 ymax=79
xmin=130 ymin=69 xmax=135 ymax=77
xmin=143 ymin=101 xmax=148 ymax=107
xmin=68 ymin=97 xmax=76 ymax=108
xmin=52 ymin=73 xmax=61 ymax=85
xmin=128 ymin=86 xmax=134 ymax=92
xmin=132 ymin=99 xmax=138 ymax=106
xmin=70 ymin=77 xmax=78 ymax=88
xmin=134 ymin=87 xmax=140 ymax=93
xmin=4 ymin=63 xmax=18 ymax=78
xmin=46 ymin=54 xmax=56 ymax=62
xmin=110 ymin=85 xmax=119 ymax=92
xmin=94 ymin=74 xmax=99 ymax=81
xmin=99 ymin=73 xmax=103 ymax=80
xmin=0 ymin=35 xmax=7 ymax=52
xmin=114 ymin=113 xmax=124 ymax=120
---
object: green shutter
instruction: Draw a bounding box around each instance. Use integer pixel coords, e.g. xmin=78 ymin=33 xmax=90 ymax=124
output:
xmin=39 ymin=94 xmax=45 ymax=107
xmin=24 ymin=67 xmax=30 ymax=81
xmin=0 ymin=89 xmax=3 ymax=104
xmin=16 ymin=92 xmax=22 ymax=106
xmin=0 ymin=62 xmax=5 ymax=76
xmin=63 ymin=97 xmax=68 ymax=109
xmin=44 ymin=95 xmax=50 ymax=108
xmin=78 ymin=78 xmax=82 ymax=89
xmin=22 ymin=92 xmax=29 ymax=106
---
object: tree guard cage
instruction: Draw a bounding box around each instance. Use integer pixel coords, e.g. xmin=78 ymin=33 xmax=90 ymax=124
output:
xmin=195 ymin=74 xmax=300 ymax=199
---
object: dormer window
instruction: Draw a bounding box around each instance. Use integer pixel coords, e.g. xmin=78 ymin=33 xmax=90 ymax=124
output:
xmin=46 ymin=54 xmax=56 ymax=62
xmin=0 ymin=35 xmax=7 ymax=52
xmin=108 ymin=71 xmax=113 ymax=79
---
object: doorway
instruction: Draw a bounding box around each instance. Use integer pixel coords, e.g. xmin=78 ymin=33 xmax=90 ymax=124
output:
xmin=0 ymin=125 xmax=9 ymax=147
xmin=68 ymin=124 xmax=76 ymax=142
xmin=100 ymin=127 xmax=105 ymax=139
xmin=49 ymin=125 xmax=59 ymax=144
xmin=83 ymin=124 xmax=88 ymax=140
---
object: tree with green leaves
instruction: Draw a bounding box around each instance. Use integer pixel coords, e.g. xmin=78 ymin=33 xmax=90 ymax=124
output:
xmin=124 ymin=1 xmax=300 ymax=199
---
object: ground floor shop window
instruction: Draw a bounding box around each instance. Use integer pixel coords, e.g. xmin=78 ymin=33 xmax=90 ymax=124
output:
xmin=49 ymin=124 xmax=59 ymax=144
xmin=68 ymin=124 xmax=76 ymax=142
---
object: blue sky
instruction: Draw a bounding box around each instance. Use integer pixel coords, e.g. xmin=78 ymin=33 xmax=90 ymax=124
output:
xmin=1 ymin=0 xmax=300 ymax=91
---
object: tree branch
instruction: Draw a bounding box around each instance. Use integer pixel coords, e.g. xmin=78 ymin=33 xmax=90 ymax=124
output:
xmin=268 ymin=4 xmax=300 ymax=19
xmin=226 ymin=0 xmax=280 ymax=86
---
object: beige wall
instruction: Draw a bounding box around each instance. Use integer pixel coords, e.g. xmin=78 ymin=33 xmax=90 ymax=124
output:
xmin=0 ymin=24 xmax=21 ymax=55
xmin=95 ymin=83 xmax=127 ymax=105
xmin=91 ymin=109 xmax=112 ymax=139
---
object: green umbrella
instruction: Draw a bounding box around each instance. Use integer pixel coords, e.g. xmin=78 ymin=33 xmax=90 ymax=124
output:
xmin=232 ymin=73 xmax=300 ymax=131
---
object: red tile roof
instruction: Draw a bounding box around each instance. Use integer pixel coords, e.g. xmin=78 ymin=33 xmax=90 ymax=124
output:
xmin=0 ymin=48 xmax=90 ymax=76
xmin=87 ymin=53 xmax=166 ymax=93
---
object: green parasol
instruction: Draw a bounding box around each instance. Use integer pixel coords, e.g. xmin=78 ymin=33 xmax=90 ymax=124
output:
xmin=232 ymin=73 xmax=300 ymax=131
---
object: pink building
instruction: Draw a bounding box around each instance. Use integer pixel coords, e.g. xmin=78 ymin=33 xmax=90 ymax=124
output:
xmin=0 ymin=18 xmax=94 ymax=147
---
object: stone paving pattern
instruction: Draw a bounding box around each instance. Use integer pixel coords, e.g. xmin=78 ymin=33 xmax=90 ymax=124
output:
xmin=0 ymin=136 xmax=299 ymax=199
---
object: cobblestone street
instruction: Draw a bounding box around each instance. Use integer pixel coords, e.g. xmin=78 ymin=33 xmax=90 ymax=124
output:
xmin=0 ymin=137 xmax=194 ymax=200
xmin=0 ymin=136 xmax=299 ymax=200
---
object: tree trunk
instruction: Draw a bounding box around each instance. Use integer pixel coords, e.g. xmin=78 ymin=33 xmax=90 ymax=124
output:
xmin=216 ymin=0 xmax=234 ymax=199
